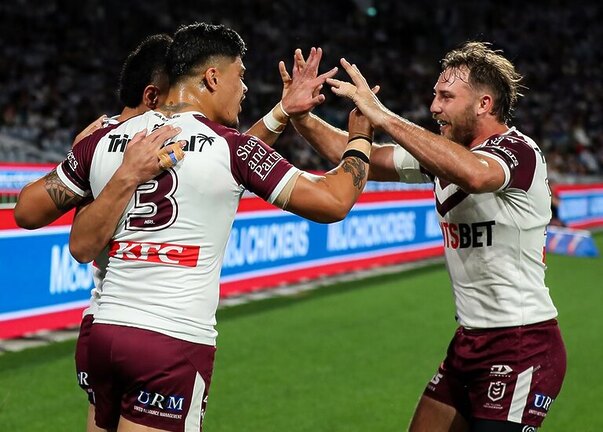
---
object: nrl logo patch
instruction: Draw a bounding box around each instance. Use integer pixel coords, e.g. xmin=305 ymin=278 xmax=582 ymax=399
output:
xmin=487 ymin=381 xmax=506 ymax=402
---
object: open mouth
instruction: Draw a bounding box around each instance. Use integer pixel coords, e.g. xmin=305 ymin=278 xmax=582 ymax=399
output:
xmin=436 ymin=119 xmax=450 ymax=133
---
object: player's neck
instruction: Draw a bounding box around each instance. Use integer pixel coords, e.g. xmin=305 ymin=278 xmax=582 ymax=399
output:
xmin=116 ymin=105 xmax=148 ymax=123
xmin=468 ymin=120 xmax=509 ymax=149
xmin=160 ymin=82 xmax=213 ymax=119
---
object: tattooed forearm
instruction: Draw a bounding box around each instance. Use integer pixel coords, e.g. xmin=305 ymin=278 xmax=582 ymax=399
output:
xmin=342 ymin=157 xmax=367 ymax=190
xmin=44 ymin=169 xmax=82 ymax=211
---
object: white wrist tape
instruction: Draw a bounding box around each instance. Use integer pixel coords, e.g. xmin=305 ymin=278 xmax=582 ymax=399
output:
xmin=279 ymin=101 xmax=290 ymax=118
xmin=262 ymin=109 xmax=287 ymax=133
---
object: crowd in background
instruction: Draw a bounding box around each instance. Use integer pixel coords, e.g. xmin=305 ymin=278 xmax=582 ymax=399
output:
xmin=1 ymin=0 xmax=601 ymax=181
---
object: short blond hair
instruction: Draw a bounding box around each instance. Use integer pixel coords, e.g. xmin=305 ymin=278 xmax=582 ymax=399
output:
xmin=441 ymin=41 xmax=523 ymax=123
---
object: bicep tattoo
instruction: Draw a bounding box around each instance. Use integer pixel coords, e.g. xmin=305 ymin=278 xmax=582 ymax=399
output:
xmin=341 ymin=157 xmax=367 ymax=190
xmin=44 ymin=169 xmax=83 ymax=211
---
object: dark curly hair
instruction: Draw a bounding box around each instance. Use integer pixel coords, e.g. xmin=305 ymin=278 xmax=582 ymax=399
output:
xmin=167 ymin=22 xmax=247 ymax=85
xmin=118 ymin=34 xmax=172 ymax=108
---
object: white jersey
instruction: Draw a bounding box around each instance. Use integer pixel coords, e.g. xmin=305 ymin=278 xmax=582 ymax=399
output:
xmin=393 ymin=127 xmax=557 ymax=328
xmin=81 ymin=114 xmax=120 ymax=318
xmin=58 ymin=110 xmax=298 ymax=344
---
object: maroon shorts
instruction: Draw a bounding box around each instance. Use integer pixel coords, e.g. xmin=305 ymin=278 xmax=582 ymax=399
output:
xmin=88 ymin=323 xmax=216 ymax=431
xmin=423 ymin=319 xmax=566 ymax=427
xmin=74 ymin=314 xmax=95 ymax=404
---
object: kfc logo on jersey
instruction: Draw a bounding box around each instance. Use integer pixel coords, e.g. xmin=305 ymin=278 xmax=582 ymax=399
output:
xmin=109 ymin=240 xmax=200 ymax=267
xmin=487 ymin=381 xmax=506 ymax=402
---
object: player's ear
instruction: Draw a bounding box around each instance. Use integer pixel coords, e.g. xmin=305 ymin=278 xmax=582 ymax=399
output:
xmin=478 ymin=94 xmax=494 ymax=116
xmin=203 ymin=67 xmax=219 ymax=92
xmin=143 ymin=85 xmax=161 ymax=110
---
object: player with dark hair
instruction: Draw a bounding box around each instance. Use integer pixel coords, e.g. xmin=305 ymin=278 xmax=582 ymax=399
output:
xmin=290 ymin=41 xmax=566 ymax=431
xmin=14 ymin=33 xmax=174 ymax=229
xmin=14 ymin=33 xmax=177 ymax=432
xmin=117 ymin=34 xmax=172 ymax=112
xmin=50 ymin=22 xmax=370 ymax=431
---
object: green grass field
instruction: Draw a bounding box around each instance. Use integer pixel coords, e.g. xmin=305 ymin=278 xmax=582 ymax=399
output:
xmin=1 ymin=233 xmax=602 ymax=431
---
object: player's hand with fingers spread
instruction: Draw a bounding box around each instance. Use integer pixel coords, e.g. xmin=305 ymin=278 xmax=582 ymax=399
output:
xmin=119 ymin=125 xmax=185 ymax=185
xmin=279 ymin=47 xmax=338 ymax=118
xmin=327 ymin=58 xmax=388 ymax=128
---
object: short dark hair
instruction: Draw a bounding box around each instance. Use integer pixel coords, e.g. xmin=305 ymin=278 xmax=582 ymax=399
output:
xmin=167 ymin=22 xmax=247 ymax=85
xmin=441 ymin=41 xmax=523 ymax=124
xmin=118 ymin=34 xmax=172 ymax=108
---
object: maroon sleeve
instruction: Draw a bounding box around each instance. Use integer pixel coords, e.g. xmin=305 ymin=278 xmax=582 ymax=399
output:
xmin=477 ymin=134 xmax=537 ymax=191
xmin=229 ymin=133 xmax=296 ymax=201
xmin=58 ymin=126 xmax=110 ymax=195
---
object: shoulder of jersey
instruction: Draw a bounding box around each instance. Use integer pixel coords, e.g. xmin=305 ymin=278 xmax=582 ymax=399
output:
xmin=481 ymin=128 xmax=531 ymax=149
xmin=169 ymin=113 xmax=245 ymax=140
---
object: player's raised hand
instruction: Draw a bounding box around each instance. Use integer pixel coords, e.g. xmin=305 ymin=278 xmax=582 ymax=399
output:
xmin=348 ymin=107 xmax=373 ymax=142
xmin=279 ymin=47 xmax=338 ymax=117
xmin=120 ymin=125 xmax=185 ymax=184
xmin=327 ymin=58 xmax=387 ymax=128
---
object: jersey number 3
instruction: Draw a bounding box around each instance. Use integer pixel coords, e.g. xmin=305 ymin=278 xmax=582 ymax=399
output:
xmin=126 ymin=170 xmax=179 ymax=231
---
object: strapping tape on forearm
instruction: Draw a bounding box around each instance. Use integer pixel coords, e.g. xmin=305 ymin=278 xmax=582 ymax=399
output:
xmin=158 ymin=143 xmax=185 ymax=169
xmin=342 ymin=149 xmax=370 ymax=164
xmin=273 ymin=171 xmax=302 ymax=209
xmin=341 ymin=134 xmax=372 ymax=164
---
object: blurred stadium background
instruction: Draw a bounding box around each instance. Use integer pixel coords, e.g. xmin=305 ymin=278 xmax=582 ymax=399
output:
xmin=0 ymin=1 xmax=602 ymax=431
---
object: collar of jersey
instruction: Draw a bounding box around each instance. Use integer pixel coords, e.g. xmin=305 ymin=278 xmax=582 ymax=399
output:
xmin=474 ymin=126 xmax=517 ymax=150
xmin=169 ymin=111 xmax=207 ymax=119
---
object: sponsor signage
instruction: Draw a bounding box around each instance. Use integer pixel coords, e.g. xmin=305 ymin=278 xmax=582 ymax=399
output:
xmin=0 ymin=189 xmax=443 ymax=338
xmin=555 ymin=184 xmax=603 ymax=228
xmin=220 ymin=196 xmax=443 ymax=295
xmin=2 ymin=179 xmax=603 ymax=339
xmin=0 ymin=163 xmax=54 ymax=194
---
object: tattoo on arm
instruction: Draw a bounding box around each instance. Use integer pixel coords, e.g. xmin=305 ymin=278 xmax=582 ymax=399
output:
xmin=44 ymin=169 xmax=82 ymax=211
xmin=342 ymin=157 xmax=367 ymax=190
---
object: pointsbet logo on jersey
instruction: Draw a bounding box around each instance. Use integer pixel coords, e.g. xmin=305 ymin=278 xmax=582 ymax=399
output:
xmin=109 ymin=241 xmax=200 ymax=267
xmin=440 ymin=220 xmax=496 ymax=249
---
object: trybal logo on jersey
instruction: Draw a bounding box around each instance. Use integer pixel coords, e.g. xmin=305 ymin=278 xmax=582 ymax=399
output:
xmin=107 ymin=134 xmax=132 ymax=153
xmin=182 ymin=133 xmax=215 ymax=152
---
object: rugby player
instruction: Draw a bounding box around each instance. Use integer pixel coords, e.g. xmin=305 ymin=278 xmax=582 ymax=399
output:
xmin=291 ymin=41 xmax=566 ymax=432
xmin=50 ymin=22 xmax=371 ymax=432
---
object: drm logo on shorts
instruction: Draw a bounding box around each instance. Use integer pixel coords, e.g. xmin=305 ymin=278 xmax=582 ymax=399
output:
xmin=137 ymin=390 xmax=184 ymax=411
xmin=134 ymin=390 xmax=186 ymax=420
xmin=109 ymin=240 xmax=200 ymax=267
